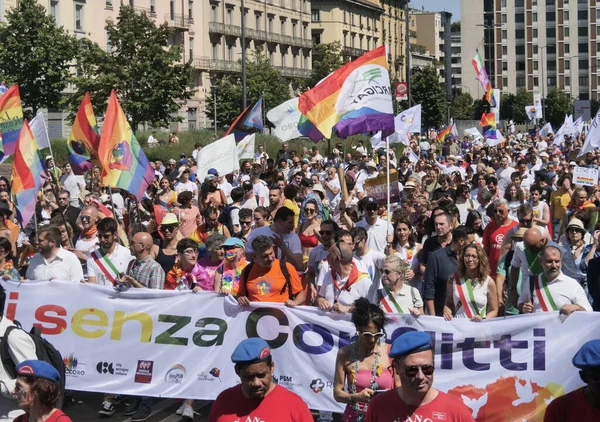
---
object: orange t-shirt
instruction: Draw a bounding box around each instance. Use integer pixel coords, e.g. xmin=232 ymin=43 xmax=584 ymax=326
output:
xmin=238 ymin=259 xmax=303 ymax=303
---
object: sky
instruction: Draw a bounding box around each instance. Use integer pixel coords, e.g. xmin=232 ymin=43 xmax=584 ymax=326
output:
xmin=415 ymin=0 xmax=461 ymax=21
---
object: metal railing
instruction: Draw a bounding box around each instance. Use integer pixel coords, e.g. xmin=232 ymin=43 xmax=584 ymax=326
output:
xmin=209 ymin=22 xmax=312 ymax=49
xmin=343 ymin=46 xmax=367 ymax=57
xmin=133 ymin=6 xmax=156 ymax=17
xmin=209 ymin=59 xmax=242 ymax=73
xmin=209 ymin=21 xmax=242 ymax=37
xmin=165 ymin=13 xmax=191 ymax=29
xmin=194 ymin=57 xmax=211 ymax=69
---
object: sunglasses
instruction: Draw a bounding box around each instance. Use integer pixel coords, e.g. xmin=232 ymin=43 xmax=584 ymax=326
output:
xmin=160 ymin=225 xmax=178 ymax=232
xmin=319 ymin=230 xmax=332 ymax=235
xmin=382 ymin=269 xmax=394 ymax=275
xmin=359 ymin=331 xmax=385 ymax=339
xmin=304 ymin=208 xmax=316 ymax=214
xmin=80 ymin=215 xmax=92 ymax=221
xmin=404 ymin=364 xmax=435 ymax=377
xmin=241 ymin=220 xmax=252 ymax=225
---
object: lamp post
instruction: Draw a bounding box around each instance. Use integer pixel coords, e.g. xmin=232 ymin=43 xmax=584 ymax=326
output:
xmin=211 ymin=85 xmax=219 ymax=136
xmin=540 ymin=44 xmax=554 ymax=121
xmin=241 ymin=0 xmax=247 ymax=108
xmin=568 ymin=54 xmax=579 ymax=106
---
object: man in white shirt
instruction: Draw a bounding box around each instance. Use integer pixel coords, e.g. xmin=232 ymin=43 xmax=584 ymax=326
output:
xmin=87 ymin=218 xmax=134 ymax=287
xmin=245 ymin=207 xmax=303 ymax=271
xmin=191 ymin=143 xmax=202 ymax=162
xmin=26 ymin=226 xmax=84 ymax=282
xmin=147 ymin=131 xmax=158 ymax=147
xmin=356 ymin=197 xmax=393 ymax=253
xmin=322 ymin=166 xmax=341 ymax=210
xmin=175 ymin=168 xmax=198 ymax=196
xmin=518 ymin=245 xmax=592 ymax=314
xmin=254 ymin=144 xmax=269 ymax=164
xmin=60 ymin=163 xmax=86 ymax=208
xmin=351 ymin=227 xmax=385 ymax=298
xmin=316 ymin=242 xmax=373 ymax=313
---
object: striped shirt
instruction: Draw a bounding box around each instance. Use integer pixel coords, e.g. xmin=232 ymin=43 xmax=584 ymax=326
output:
xmin=128 ymin=255 xmax=165 ymax=289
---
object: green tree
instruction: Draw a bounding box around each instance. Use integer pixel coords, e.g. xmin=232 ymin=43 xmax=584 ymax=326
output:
xmin=69 ymin=6 xmax=193 ymax=130
xmin=513 ymin=88 xmax=533 ymax=124
xmin=410 ymin=66 xmax=446 ymax=129
xmin=450 ymin=90 xmax=474 ymax=120
xmin=545 ymin=87 xmax=571 ymax=128
xmin=0 ymin=0 xmax=78 ymax=117
xmin=301 ymin=42 xmax=343 ymax=91
xmin=500 ymin=93 xmax=517 ymax=121
xmin=207 ymin=50 xmax=291 ymax=127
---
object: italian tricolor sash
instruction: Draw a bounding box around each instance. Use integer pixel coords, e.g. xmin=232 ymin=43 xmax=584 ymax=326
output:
xmin=380 ymin=284 xmax=404 ymax=314
xmin=454 ymin=274 xmax=486 ymax=319
xmin=533 ymin=274 xmax=559 ymax=311
xmin=331 ymin=263 xmax=369 ymax=301
xmin=91 ymin=249 xmax=120 ymax=285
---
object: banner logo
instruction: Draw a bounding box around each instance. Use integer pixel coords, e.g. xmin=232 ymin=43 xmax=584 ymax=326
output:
xmin=310 ymin=378 xmax=325 ymax=393
xmin=165 ymin=364 xmax=186 ymax=384
xmin=97 ymin=362 xmax=114 ymax=375
xmin=135 ymin=360 xmax=153 ymax=384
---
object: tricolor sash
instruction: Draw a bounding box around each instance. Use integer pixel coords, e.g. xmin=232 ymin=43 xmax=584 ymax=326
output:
xmin=532 ymin=274 xmax=559 ymax=311
xmin=91 ymin=249 xmax=120 ymax=285
xmin=380 ymin=284 xmax=405 ymax=314
xmin=454 ymin=274 xmax=486 ymax=319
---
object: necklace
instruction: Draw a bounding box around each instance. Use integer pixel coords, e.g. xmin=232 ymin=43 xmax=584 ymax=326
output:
xmin=350 ymin=340 xmax=382 ymax=422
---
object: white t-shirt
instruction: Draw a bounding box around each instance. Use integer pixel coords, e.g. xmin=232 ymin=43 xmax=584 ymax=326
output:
xmin=353 ymin=249 xmax=386 ymax=290
xmin=517 ymin=271 xmax=592 ymax=312
xmin=253 ymin=182 xmax=270 ymax=207
xmin=318 ymin=268 xmax=372 ymax=306
xmin=245 ymin=226 xmax=302 ymax=259
xmin=61 ymin=174 xmax=85 ymax=207
xmin=356 ymin=218 xmax=393 ymax=253
xmin=323 ymin=177 xmax=341 ymax=208
xmin=86 ymin=244 xmax=135 ymax=286
xmin=308 ymin=244 xmax=330 ymax=284
xmin=176 ymin=180 xmax=197 ymax=194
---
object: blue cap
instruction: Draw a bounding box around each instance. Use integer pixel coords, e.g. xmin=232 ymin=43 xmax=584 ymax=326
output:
xmin=572 ymin=340 xmax=600 ymax=371
xmin=208 ymin=168 xmax=219 ymax=176
xmin=223 ymin=237 xmax=244 ymax=248
xmin=546 ymin=171 xmax=556 ymax=182
xmin=231 ymin=338 xmax=271 ymax=363
xmin=16 ymin=360 xmax=60 ymax=383
xmin=389 ymin=331 xmax=432 ymax=358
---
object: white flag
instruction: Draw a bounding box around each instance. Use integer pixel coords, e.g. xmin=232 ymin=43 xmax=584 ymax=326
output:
xmin=196 ymin=134 xmax=240 ymax=179
xmin=450 ymin=123 xmax=458 ymax=138
xmin=525 ymin=105 xmax=537 ymax=121
xmin=485 ymin=130 xmax=504 ymax=147
xmin=573 ymin=117 xmax=584 ymax=134
xmin=578 ymin=109 xmax=600 ymax=157
xmin=30 ymin=111 xmax=50 ymax=149
xmin=540 ymin=123 xmax=553 ymax=137
xmin=464 ymin=127 xmax=483 ymax=140
xmin=395 ymin=104 xmax=422 ymax=133
xmin=407 ymin=150 xmax=420 ymax=163
xmin=237 ymin=133 xmax=256 ymax=160
xmin=266 ymin=98 xmax=303 ymax=142
xmin=370 ymin=132 xmax=386 ymax=149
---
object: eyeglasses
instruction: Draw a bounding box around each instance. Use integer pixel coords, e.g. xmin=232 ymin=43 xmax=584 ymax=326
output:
xmin=240 ymin=220 xmax=252 ymax=225
xmin=404 ymin=364 xmax=435 ymax=377
xmin=80 ymin=215 xmax=92 ymax=221
xmin=495 ymin=209 xmax=507 ymax=214
xmin=304 ymin=208 xmax=316 ymax=214
xmin=160 ymin=225 xmax=178 ymax=232
xmin=319 ymin=230 xmax=332 ymax=235
xmin=382 ymin=269 xmax=394 ymax=275
xmin=359 ymin=331 xmax=385 ymax=339
xmin=182 ymin=249 xmax=198 ymax=256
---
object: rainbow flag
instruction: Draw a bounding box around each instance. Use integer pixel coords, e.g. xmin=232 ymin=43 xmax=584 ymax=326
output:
xmin=11 ymin=120 xmax=46 ymax=228
xmin=298 ymin=114 xmax=324 ymax=142
xmin=0 ymin=85 xmax=24 ymax=158
xmin=436 ymin=123 xmax=454 ymax=143
xmin=98 ymin=90 xmax=155 ymax=200
xmin=298 ymin=45 xmax=394 ymax=139
xmin=472 ymin=49 xmax=497 ymax=107
xmin=480 ymin=112 xmax=498 ymax=139
xmin=67 ymin=92 xmax=101 ymax=175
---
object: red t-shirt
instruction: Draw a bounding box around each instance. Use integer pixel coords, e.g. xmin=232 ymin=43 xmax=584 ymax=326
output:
xmin=543 ymin=387 xmax=600 ymax=422
xmin=366 ymin=389 xmax=475 ymax=422
xmin=208 ymin=384 xmax=314 ymax=422
xmin=482 ymin=219 xmax=518 ymax=277
xmin=13 ymin=409 xmax=72 ymax=422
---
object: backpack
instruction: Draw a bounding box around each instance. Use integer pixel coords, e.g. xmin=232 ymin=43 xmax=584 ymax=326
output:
xmin=240 ymin=260 xmax=295 ymax=300
xmin=1 ymin=321 xmax=66 ymax=408
xmin=219 ymin=204 xmax=240 ymax=233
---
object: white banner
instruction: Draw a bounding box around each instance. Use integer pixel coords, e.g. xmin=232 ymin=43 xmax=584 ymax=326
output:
xmin=525 ymin=105 xmax=537 ymax=122
xmin=573 ymin=166 xmax=599 ymax=186
xmin=236 ymin=133 xmax=255 ymax=160
xmin=464 ymin=127 xmax=483 ymax=141
xmin=3 ymin=281 xmax=598 ymax=421
xmin=266 ymin=98 xmax=303 ymax=143
xmin=579 ymin=108 xmax=600 ymax=157
xmin=196 ymin=134 xmax=239 ymax=179
xmin=30 ymin=112 xmax=50 ymax=149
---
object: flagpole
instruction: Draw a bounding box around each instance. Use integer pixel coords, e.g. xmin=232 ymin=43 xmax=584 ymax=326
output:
xmin=386 ymin=136 xmax=391 ymax=230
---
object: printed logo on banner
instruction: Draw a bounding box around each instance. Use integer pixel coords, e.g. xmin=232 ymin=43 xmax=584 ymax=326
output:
xmin=310 ymin=378 xmax=333 ymax=394
xmin=197 ymin=367 xmax=221 ymax=383
xmin=165 ymin=364 xmax=186 ymax=384
xmin=64 ymin=354 xmax=86 ymax=377
xmin=274 ymin=373 xmax=303 ymax=392
xmin=134 ymin=360 xmax=153 ymax=384
xmin=96 ymin=362 xmax=129 ymax=376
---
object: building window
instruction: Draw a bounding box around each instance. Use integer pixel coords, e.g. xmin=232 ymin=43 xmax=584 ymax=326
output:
xmin=226 ymin=8 xmax=232 ymax=25
xmin=502 ymin=29 xmax=507 ymax=39
xmin=565 ymin=43 xmax=570 ymax=53
xmin=212 ymin=43 xmax=217 ymax=59
xmin=532 ymin=12 xmax=537 ymax=22
xmin=533 ymin=45 xmax=538 ymax=54
xmin=189 ymin=0 xmax=193 ymax=20
xmin=343 ymin=32 xmax=347 ymax=47
xmin=255 ymin=14 xmax=260 ymax=30
xmin=343 ymin=10 xmax=347 ymax=24
xmin=503 ymin=77 xmax=508 ymax=87
xmin=502 ymin=45 xmax=508 ymax=55
xmin=268 ymin=16 xmax=273 ymax=32
xmin=227 ymin=44 xmax=233 ymax=61
xmin=564 ymin=11 xmax=569 ymax=21
xmin=129 ymin=0 xmax=134 ymax=6
xmin=564 ymin=27 xmax=570 ymax=37
xmin=74 ymin=2 xmax=84 ymax=32
xmin=303 ymin=24 xmax=308 ymax=39
xmin=150 ymin=0 xmax=155 ymax=14
xmin=597 ymin=8 xmax=600 ymax=20
xmin=269 ymin=50 xmax=273 ymax=64
xmin=501 ymin=14 xmax=506 ymax=24
xmin=565 ymin=76 xmax=570 ymax=86
xmin=597 ymin=25 xmax=600 ymax=36
xmin=311 ymin=9 xmax=320 ymax=22
xmin=565 ymin=60 xmax=570 ymax=70
xmin=502 ymin=61 xmax=508 ymax=71
xmin=501 ymin=0 xmax=506 ymax=6
xmin=281 ymin=19 xmax=285 ymax=35
xmin=292 ymin=21 xmax=297 ymax=38
xmin=50 ymin=0 xmax=59 ymax=24
xmin=313 ymin=33 xmax=321 ymax=45
xmin=533 ymin=61 xmax=538 ymax=70
xmin=189 ymin=36 xmax=194 ymax=60
xmin=211 ymin=5 xmax=217 ymax=21
xmin=533 ymin=28 xmax=538 ymax=38
xmin=106 ymin=0 xmax=112 ymax=7
xmin=534 ymin=77 xmax=539 ymax=86
xmin=579 ymin=26 xmax=588 ymax=37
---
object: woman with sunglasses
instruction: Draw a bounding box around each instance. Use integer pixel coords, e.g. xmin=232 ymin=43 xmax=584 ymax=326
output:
xmin=150 ymin=213 xmax=181 ymax=274
xmin=214 ymin=237 xmax=249 ymax=297
xmin=190 ymin=206 xmax=230 ymax=258
xmin=386 ymin=218 xmax=420 ymax=276
xmin=333 ymin=298 xmax=394 ymax=422
xmin=297 ymin=199 xmax=321 ymax=262
xmin=379 ymin=256 xmax=423 ymax=316
xmin=443 ymin=243 xmax=498 ymax=322
xmin=175 ymin=191 xmax=200 ymax=238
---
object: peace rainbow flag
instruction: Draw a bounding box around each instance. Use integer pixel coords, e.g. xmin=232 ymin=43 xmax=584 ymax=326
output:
xmin=0 ymin=85 xmax=24 ymax=158
xmin=472 ymin=49 xmax=497 ymax=107
xmin=98 ymin=90 xmax=155 ymax=200
xmin=436 ymin=123 xmax=453 ymax=143
xmin=67 ymin=92 xmax=101 ymax=175
xmin=298 ymin=45 xmax=394 ymax=139
xmin=480 ymin=112 xmax=498 ymax=139
xmin=11 ymin=120 xmax=46 ymax=227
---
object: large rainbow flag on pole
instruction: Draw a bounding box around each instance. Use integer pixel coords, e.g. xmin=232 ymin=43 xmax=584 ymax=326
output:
xmin=11 ymin=120 xmax=46 ymax=227
xmin=298 ymin=45 xmax=394 ymax=139
xmin=472 ymin=49 xmax=497 ymax=107
xmin=0 ymin=85 xmax=24 ymax=158
xmin=67 ymin=92 xmax=101 ymax=175
xmin=480 ymin=112 xmax=498 ymax=139
xmin=98 ymin=90 xmax=155 ymax=200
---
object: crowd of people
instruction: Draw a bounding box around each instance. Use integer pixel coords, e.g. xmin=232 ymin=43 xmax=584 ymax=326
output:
xmin=0 ymin=131 xmax=598 ymax=421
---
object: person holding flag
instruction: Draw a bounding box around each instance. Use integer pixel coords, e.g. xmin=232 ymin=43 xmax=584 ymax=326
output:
xmin=443 ymin=243 xmax=498 ymax=321
xmin=378 ymin=255 xmax=423 ymax=316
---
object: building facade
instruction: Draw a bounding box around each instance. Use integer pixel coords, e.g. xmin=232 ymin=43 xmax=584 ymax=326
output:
xmin=462 ymin=0 xmax=600 ymax=102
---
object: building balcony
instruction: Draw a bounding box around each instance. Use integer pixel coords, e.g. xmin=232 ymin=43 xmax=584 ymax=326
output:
xmin=194 ymin=57 xmax=211 ymax=70
xmin=209 ymin=59 xmax=242 ymax=73
xmin=343 ymin=46 xmax=367 ymax=57
xmin=165 ymin=13 xmax=191 ymax=30
xmin=133 ymin=6 xmax=157 ymax=17
xmin=209 ymin=21 xmax=242 ymax=37
xmin=275 ymin=66 xmax=311 ymax=78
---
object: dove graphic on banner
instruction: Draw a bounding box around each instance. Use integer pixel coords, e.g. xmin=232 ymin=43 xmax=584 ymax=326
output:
xmin=267 ymin=98 xmax=303 ymax=142
xmin=540 ymin=122 xmax=553 ymax=137
xmin=395 ymin=104 xmax=422 ymax=133
xmin=578 ymin=108 xmax=600 ymax=157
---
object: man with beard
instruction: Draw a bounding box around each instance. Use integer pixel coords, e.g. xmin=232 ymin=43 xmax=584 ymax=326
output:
xmin=51 ymin=190 xmax=81 ymax=237
xmin=86 ymin=218 xmax=134 ymax=286
xmin=518 ymin=245 xmax=591 ymax=314
xmin=366 ymin=332 xmax=474 ymax=421
xmin=209 ymin=338 xmax=312 ymax=421
xmin=26 ymin=226 xmax=83 ymax=282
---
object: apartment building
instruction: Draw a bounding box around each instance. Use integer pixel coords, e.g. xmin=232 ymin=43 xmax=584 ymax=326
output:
xmin=310 ymin=0 xmax=409 ymax=83
xmin=461 ymin=0 xmax=599 ymax=102
xmin=0 ymin=0 xmax=313 ymax=133
xmin=451 ymin=25 xmax=462 ymax=88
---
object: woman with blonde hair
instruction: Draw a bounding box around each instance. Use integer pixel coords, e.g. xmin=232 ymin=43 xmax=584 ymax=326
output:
xmin=443 ymin=243 xmax=498 ymax=321
xmin=378 ymin=255 xmax=422 ymax=317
